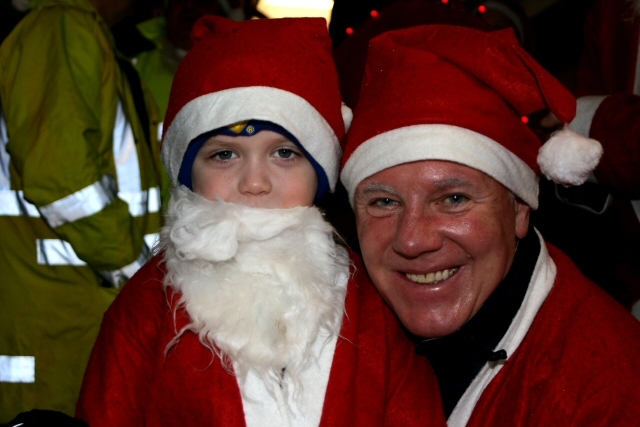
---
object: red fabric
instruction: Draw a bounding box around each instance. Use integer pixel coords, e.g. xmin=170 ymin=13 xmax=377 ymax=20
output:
xmin=574 ymin=0 xmax=640 ymax=198
xmin=575 ymin=0 xmax=640 ymax=97
xmin=163 ymin=16 xmax=345 ymax=143
xmin=465 ymin=245 xmax=640 ymax=426
xmin=333 ymin=0 xmax=492 ymax=109
xmin=76 ymin=252 xmax=447 ymax=426
xmin=562 ymin=0 xmax=640 ymax=309
xmin=590 ymin=94 xmax=640 ymax=198
xmin=342 ymin=25 xmax=576 ymax=175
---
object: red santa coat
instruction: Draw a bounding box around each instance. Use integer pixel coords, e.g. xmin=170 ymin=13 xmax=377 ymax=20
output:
xmin=451 ymin=240 xmax=640 ymax=427
xmin=76 ymin=251 xmax=446 ymax=427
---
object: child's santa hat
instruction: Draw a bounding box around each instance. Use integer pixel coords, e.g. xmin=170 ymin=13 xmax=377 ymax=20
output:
xmin=340 ymin=24 xmax=602 ymax=209
xmin=162 ymin=16 xmax=351 ymax=198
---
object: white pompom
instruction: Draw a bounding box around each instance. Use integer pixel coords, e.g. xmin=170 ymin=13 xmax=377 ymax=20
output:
xmin=537 ymin=126 xmax=603 ymax=186
xmin=341 ymin=102 xmax=353 ymax=131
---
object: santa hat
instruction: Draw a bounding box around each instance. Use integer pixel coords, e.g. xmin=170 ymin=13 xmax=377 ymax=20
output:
xmin=162 ymin=16 xmax=352 ymax=197
xmin=340 ymin=24 xmax=602 ymax=209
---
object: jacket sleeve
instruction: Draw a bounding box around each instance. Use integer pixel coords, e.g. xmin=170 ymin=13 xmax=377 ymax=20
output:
xmin=3 ymin=8 xmax=152 ymax=285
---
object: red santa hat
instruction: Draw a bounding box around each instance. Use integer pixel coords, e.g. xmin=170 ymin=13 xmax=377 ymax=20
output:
xmin=162 ymin=16 xmax=351 ymax=194
xmin=340 ymin=24 xmax=602 ymax=209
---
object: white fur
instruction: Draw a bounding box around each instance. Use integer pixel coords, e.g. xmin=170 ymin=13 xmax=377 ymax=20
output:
xmin=629 ymin=0 xmax=640 ymax=16
xmin=341 ymin=124 xmax=539 ymax=208
xmin=162 ymin=87 xmax=343 ymax=191
xmin=159 ymin=187 xmax=349 ymax=398
xmin=341 ymin=103 xmax=353 ymax=131
xmin=537 ymin=127 xmax=603 ymax=186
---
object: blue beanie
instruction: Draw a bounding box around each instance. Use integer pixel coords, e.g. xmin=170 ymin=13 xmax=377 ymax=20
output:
xmin=178 ymin=120 xmax=330 ymax=202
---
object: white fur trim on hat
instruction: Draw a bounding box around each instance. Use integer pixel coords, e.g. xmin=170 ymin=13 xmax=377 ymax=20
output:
xmin=538 ymin=126 xmax=603 ymax=187
xmin=162 ymin=86 xmax=342 ymax=190
xmin=341 ymin=103 xmax=353 ymax=131
xmin=341 ymin=124 xmax=539 ymax=209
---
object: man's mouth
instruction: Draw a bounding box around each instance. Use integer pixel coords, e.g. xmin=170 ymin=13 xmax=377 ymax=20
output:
xmin=405 ymin=267 xmax=459 ymax=285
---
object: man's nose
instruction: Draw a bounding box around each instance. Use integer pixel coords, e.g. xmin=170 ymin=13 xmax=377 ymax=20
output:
xmin=239 ymin=160 xmax=272 ymax=196
xmin=392 ymin=205 xmax=443 ymax=258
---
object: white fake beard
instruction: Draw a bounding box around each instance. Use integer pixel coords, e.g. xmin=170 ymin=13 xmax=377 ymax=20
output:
xmin=629 ymin=0 xmax=640 ymax=16
xmin=159 ymin=187 xmax=349 ymax=396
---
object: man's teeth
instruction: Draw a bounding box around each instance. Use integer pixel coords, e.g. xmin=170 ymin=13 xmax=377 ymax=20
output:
xmin=406 ymin=268 xmax=459 ymax=284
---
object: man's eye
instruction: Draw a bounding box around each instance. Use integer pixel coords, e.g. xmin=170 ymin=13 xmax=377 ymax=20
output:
xmin=445 ymin=194 xmax=467 ymax=204
xmin=275 ymin=148 xmax=296 ymax=159
xmin=364 ymin=197 xmax=400 ymax=218
xmin=372 ymin=198 xmax=396 ymax=207
xmin=213 ymin=150 xmax=235 ymax=160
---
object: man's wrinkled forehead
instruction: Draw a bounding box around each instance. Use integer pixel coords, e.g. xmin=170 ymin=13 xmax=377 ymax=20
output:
xmin=355 ymin=160 xmax=493 ymax=195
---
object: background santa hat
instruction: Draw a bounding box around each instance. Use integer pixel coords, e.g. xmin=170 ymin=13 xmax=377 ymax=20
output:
xmin=162 ymin=15 xmax=352 ymax=198
xmin=340 ymin=24 xmax=602 ymax=209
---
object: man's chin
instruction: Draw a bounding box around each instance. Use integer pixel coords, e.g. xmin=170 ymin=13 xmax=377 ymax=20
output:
xmin=400 ymin=310 xmax=468 ymax=339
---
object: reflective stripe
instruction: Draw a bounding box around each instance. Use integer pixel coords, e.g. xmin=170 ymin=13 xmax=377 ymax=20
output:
xmin=118 ymin=186 xmax=161 ymax=216
xmin=98 ymin=244 xmax=151 ymax=288
xmin=37 ymin=238 xmax=152 ymax=286
xmin=0 ymin=190 xmax=41 ymax=216
xmin=144 ymin=232 xmax=159 ymax=251
xmin=2 ymin=102 xmax=158 ymax=220
xmin=0 ymin=107 xmax=10 ymax=190
xmin=113 ymin=101 xmax=158 ymax=216
xmin=632 ymin=199 xmax=640 ymax=225
xmin=37 ymin=239 xmax=87 ymax=266
xmin=39 ymin=174 xmax=117 ymax=228
xmin=0 ymin=185 xmax=159 ymax=218
xmin=147 ymin=186 xmax=161 ymax=213
xmin=113 ymin=101 xmax=146 ymax=212
xmin=0 ymin=356 xmax=35 ymax=383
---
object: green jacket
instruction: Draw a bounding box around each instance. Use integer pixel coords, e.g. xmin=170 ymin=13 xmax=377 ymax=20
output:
xmin=0 ymin=0 xmax=166 ymax=419
xmin=135 ymin=16 xmax=183 ymax=121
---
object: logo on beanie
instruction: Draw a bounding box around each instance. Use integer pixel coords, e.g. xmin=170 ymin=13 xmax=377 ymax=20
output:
xmin=227 ymin=121 xmax=251 ymax=134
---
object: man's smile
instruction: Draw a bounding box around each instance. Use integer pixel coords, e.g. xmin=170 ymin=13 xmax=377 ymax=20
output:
xmin=405 ymin=267 xmax=460 ymax=285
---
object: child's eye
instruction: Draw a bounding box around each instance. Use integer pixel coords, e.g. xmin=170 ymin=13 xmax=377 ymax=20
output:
xmin=213 ymin=150 xmax=236 ymax=161
xmin=274 ymin=148 xmax=297 ymax=159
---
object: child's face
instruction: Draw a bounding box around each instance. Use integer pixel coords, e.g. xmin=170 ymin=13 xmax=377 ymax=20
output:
xmin=191 ymin=130 xmax=318 ymax=208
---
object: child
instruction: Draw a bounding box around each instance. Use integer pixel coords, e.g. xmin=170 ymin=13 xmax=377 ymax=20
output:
xmin=76 ymin=16 xmax=446 ymax=427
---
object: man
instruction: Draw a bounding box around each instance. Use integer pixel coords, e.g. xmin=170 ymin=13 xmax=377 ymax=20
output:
xmin=0 ymin=0 xmax=164 ymax=419
xmin=340 ymin=24 xmax=640 ymax=426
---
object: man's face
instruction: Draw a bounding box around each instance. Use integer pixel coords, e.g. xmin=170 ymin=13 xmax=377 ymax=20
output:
xmin=354 ymin=160 xmax=530 ymax=338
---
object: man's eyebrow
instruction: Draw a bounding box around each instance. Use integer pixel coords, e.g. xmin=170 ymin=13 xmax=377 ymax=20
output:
xmin=359 ymin=182 xmax=398 ymax=195
xmin=432 ymin=177 xmax=476 ymax=190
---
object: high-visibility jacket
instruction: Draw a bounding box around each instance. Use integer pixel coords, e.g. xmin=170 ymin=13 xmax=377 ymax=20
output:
xmin=0 ymin=0 xmax=166 ymax=419
xmin=135 ymin=16 xmax=181 ymax=121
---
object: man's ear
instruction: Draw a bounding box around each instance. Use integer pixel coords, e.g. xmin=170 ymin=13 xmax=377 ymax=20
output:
xmin=514 ymin=198 xmax=531 ymax=239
